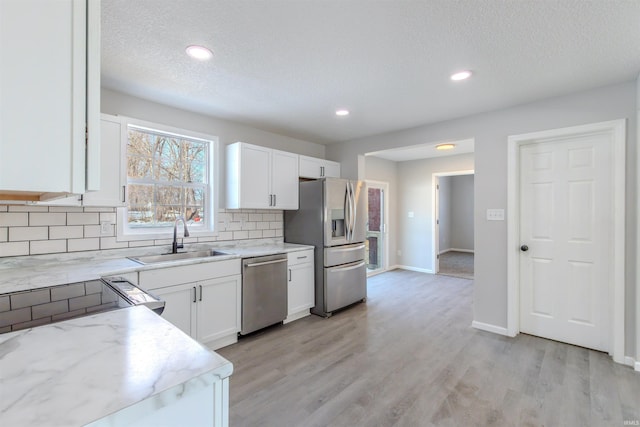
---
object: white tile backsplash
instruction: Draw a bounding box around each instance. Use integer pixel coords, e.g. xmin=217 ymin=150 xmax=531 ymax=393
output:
xmin=0 ymin=206 xmax=284 ymax=257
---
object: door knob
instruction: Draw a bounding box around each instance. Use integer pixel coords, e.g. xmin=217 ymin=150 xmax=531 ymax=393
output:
xmin=520 ymin=245 xmax=529 ymax=252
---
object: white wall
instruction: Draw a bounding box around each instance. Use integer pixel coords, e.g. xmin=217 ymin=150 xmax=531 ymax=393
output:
xmin=364 ymin=156 xmax=398 ymax=267
xmin=327 ymin=81 xmax=637 ymax=358
xmin=396 ymin=154 xmax=474 ymax=271
xmin=450 ymin=175 xmax=474 ymax=251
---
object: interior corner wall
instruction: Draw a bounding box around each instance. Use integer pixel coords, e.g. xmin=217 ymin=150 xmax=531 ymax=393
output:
xmin=327 ymin=81 xmax=637 ymax=358
xmin=364 ymin=156 xmax=398 ymax=268
xmin=397 ymin=153 xmax=474 ymax=272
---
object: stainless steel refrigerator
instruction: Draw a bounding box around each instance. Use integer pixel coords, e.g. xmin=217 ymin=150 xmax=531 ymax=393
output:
xmin=284 ymin=178 xmax=367 ymax=317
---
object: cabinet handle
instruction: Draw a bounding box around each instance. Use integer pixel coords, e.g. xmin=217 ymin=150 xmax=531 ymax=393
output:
xmin=273 ymin=194 xmax=276 ymax=206
xmin=321 ymin=166 xmax=324 ymax=177
xmin=297 ymin=256 xmax=307 ymax=259
xmin=289 ymin=268 xmax=292 ymax=282
xmin=199 ymin=285 xmax=203 ymax=301
xmin=122 ymin=185 xmax=126 ymax=203
xmin=193 ymin=286 xmax=197 ymax=303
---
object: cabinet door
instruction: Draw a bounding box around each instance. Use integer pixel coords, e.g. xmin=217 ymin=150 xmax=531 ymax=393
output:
xmin=299 ymin=156 xmax=322 ymax=179
xmin=82 ymin=115 xmax=125 ymax=206
xmin=149 ymin=284 xmax=196 ymax=337
xmin=0 ymin=0 xmax=97 ymax=196
xmin=288 ymin=262 xmax=314 ymax=315
xmin=271 ymin=150 xmax=299 ymax=209
xmin=322 ymin=160 xmax=341 ymax=178
xmin=196 ymin=275 xmax=241 ymax=344
xmin=239 ymin=144 xmax=271 ymax=208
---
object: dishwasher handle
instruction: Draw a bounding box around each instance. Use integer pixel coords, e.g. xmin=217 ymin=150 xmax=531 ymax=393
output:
xmin=244 ymin=258 xmax=287 ymax=268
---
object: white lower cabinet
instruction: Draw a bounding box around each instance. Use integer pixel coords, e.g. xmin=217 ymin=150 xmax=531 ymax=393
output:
xmin=140 ymin=259 xmax=241 ymax=350
xmin=285 ymin=249 xmax=315 ymax=323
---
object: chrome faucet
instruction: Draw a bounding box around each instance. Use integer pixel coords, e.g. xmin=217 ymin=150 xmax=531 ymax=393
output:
xmin=172 ymin=216 xmax=190 ymax=253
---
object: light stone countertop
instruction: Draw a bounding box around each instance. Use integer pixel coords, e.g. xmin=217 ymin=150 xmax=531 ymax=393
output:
xmin=0 ymin=239 xmax=314 ymax=293
xmin=0 ymin=305 xmax=233 ymax=427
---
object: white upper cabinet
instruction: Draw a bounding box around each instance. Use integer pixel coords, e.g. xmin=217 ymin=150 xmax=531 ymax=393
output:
xmin=226 ymin=142 xmax=299 ymax=210
xmin=0 ymin=0 xmax=100 ymax=202
xmin=82 ymin=114 xmax=126 ymax=207
xmin=299 ymin=155 xmax=341 ymax=179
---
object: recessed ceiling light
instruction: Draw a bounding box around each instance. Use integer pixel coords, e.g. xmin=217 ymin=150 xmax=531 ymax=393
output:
xmin=436 ymin=143 xmax=456 ymax=150
xmin=335 ymin=109 xmax=350 ymax=116
xmin=185 ymin=45 xmax=213 ymax=60
xmin=450 ymin=70 xmax=472 ymax=81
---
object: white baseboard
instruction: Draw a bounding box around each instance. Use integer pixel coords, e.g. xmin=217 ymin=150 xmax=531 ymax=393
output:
xmin=625 ymin=356 xmax=640 ymax=371
xmin=450 ymin=248 xmax=475 ymax=254
xmin=471 ymin=320 xmax=509 ymax=336
xmin=395 ymin=265 xmax=434 ymax=274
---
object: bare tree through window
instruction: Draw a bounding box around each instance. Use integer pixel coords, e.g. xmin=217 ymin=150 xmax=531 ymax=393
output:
xmin=126 ymin=126 xmax=209 ymax=228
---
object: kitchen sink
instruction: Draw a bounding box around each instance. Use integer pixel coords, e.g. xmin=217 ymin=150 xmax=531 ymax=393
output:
xmin=128 ymin=250 xmax=230 ymax=265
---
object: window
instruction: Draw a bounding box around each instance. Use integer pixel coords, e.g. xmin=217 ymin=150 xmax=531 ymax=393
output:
xmin=117 ymin=118 xmax=218 ymax=239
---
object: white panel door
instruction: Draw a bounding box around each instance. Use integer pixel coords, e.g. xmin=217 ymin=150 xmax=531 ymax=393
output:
xmin=271 ymin=149 xmax=299 ymax=209
xmin=519 ymin=132 xmax=611 ymax=352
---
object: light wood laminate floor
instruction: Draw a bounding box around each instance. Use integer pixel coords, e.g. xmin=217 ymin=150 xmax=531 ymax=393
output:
xmin=217 ymin=269 xmax=640 ymax=427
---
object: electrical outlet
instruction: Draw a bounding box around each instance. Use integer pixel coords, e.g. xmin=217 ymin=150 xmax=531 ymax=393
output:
xmin=100 ymin=221 xmax=112 ymax=235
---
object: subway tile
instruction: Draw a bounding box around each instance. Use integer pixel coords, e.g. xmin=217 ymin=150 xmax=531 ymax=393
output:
xmin=233 ymin=213 xmax=248 ymax=221
xmin=0 ymin=227 xmax=7 ymax=242
xmin=248 ymin=230 xmax=263 ymax=239
xmin=256 ymin=221 xmax=270 ymax=230
xmin=217 ymin=212 xmax=233 ymax=222
xmin=0 ymin=326 xmax=10 ymax=334
xmin=0 ymin=307 xmax=31 ymax=328
xmin=217 ymin=231 xmax=233 ymax=241
xmin=262 ymin=213 xmax=276 ymax=222
xmin=242 ymin=221 xmax=257 ymax=230
xmin=226 ymin=222 xmax=242 ymax=231
xmin=69 ymin=293 xmax=101 ymax=311
xmin=99 ymin=237 xmax=129 ymax=250
xmin=86 ymin=302 xmax=118 ymax=313
xmin=248 ymin=214 xmax=263 ymax=222
xmin=9 ymin=226 xmax=48 ymax=241
xmin=269 ymin=221 xmax=282 ymax=229
xmin=11 ymin=289 xmax=51 ymax=309
xmin=274 ymin=229 xmax=283 ymax=237
xmin=51 ymin=283 xmax=85 ymax=301
xmin=32 ymin=300 xmax=69 ymax=319
xmin=50 ymin=226 xmax=83 ymax=240
xmin=154 ymin=239 xmax=173 ymax=245
xmin=68 ymin=238 xmax=100 ymax=252
xmin=233 ymin=230 xmax=249 ymax=240
xmin=0 ymin=213 xmax=29 ymax=227
xmin=0 ymin=242 xmax=29 ymax=257
xmin=8 ymin=205 xmax=48 ymax=213
xmin=274 ymin=212 xmax=283 ymax=221
xmin=0 ymin=296 xmax=10 ymax=312
xmin=197 ymin=236 xmax=217 ymax=243
xmin=29 ymin=212 xmax=66 ymax=226
xmin=84 ymin=225 xmax=101 ymax=238
xmin=0 ymin=206 xmax=7 ymax=212
xmin=99 ymin=212 xmax=116 ymax=223
xmin=49 ymin=206 xmax=83 ymax=213
xmin=30 ymin=240 xmax=67 ymax=255
xmin=84 ymin=281 xmax=103 ymax=295
xmin=262 ymin=230 xmax=276 ymax=238
xmin=67 ymin=212 xmax=99 ymax=226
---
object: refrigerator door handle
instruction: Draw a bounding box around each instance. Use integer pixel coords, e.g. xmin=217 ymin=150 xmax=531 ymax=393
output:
xmin=330 ymin=244 xmax=366 ymax=252
xmin=329 ymin=260 xmax=366 ymax=272
xmin=344 ymin=184 xmax=352 ymax=241
xmin=349 ymin=181 xmax=357 ymax=241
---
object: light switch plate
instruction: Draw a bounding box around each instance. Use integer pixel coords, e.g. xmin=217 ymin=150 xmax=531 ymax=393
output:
xmin=486 ymin=209 xmax=505 ymax=221
xmin=408 ymin=211 xmax=414 ymax=218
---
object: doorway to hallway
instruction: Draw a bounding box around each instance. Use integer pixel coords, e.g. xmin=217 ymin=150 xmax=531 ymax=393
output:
xmin=366 ymin=181 xmax=389 ymax=276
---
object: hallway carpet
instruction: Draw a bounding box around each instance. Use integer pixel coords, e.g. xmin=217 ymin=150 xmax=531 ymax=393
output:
xmin=438 ymin=250 xmax=474 ymax=279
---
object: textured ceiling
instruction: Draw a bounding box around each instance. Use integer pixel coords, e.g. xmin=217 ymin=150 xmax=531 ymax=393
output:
xmin=102 ymin=0 xmax=640 ymax=145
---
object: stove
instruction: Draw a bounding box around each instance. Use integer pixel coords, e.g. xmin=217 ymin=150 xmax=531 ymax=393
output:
xmin=0 ymin=278 xmax=164 ymax=334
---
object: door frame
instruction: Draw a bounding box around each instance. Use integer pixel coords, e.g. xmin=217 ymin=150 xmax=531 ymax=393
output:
xmin=432 ymin=170 xmax=475 ymax=274
xmin=366 ymin=180 xmax=389 ymax=276
xmin=507 ymin=119 xmax=626 ymax=363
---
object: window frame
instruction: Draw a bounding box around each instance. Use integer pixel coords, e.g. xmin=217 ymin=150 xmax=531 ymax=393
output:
xmin=116 ymin=116 xmax=219 ymax=241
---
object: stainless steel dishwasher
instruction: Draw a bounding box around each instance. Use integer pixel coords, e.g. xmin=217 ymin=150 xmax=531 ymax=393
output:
xmin=241 ymin=253 xmax=288 ymax=335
